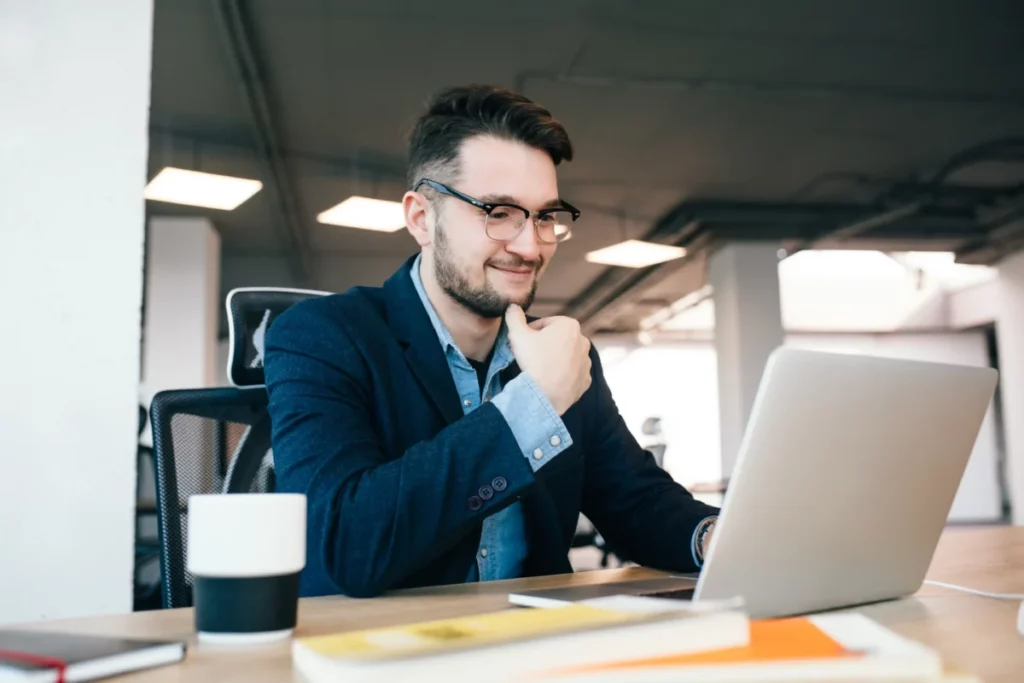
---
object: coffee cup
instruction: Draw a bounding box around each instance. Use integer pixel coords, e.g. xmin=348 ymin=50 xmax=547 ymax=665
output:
xmin=186 ymin=493 xmax=306 ymax=644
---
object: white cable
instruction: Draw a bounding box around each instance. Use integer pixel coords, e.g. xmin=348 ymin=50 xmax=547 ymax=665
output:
xmin=922 ymin=580 xmax=1024 ymax=637
xmin=923 ymin=580 xmax=1024 ymax=600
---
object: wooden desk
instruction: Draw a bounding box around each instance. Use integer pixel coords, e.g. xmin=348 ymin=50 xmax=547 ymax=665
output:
xmin=13 ymin=526 xmax=1024 ymax=682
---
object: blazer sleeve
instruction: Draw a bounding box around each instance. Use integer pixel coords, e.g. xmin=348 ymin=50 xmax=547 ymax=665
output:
xmin=263 ymin=302 xmax=536 ymax=598
xmin=579 ymin=349 xmax=720 ymax=572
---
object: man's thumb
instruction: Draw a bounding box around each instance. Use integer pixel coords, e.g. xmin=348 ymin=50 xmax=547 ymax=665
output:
xmin=505 ymin=303 xmax=529 ymax=336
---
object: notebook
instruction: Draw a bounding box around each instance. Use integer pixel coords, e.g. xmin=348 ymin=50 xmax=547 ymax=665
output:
xmin=292 ymin=600 xmax=748 ymax=683
xmin=532 ymin=613 xmax=946 ymax=681
xmin=0 ymin=630 xmax=186 ymax=682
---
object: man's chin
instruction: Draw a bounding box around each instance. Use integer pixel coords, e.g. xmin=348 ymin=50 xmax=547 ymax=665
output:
xmin=501 ymin=295 xmax=534 ymax=314
xmin=493 ymin=288 xmax=532 ymax=310
xmin=489 ymin=276 xmax=537 ymax=302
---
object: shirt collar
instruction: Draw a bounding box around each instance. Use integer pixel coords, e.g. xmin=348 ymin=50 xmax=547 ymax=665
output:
xmin=409 ymin=254 xmax=514 ymax=370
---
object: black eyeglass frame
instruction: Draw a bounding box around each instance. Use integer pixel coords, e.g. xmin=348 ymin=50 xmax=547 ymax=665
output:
xmin=412 ymin=178 xmax=580 ymax=242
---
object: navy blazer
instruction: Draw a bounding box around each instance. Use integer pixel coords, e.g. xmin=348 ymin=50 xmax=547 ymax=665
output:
xmin=264 ymin=256 xmax=719 ymax=598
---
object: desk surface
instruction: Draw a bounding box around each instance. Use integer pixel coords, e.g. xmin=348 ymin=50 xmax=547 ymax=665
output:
xmin=14 ymin=526 xmax=1024 ymax=682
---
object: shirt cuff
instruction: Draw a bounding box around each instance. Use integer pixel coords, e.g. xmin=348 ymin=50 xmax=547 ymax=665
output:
xmin=691 ymin=515 xmax=718 ymax=568
xmin=491 ymin=373 xmax=572 ymax=472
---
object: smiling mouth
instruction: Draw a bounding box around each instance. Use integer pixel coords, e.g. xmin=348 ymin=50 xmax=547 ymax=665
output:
xmin=490 ymin=265 xmax=534 ymax=275
xmin=488 ymin=261 xmax=539 ymax=275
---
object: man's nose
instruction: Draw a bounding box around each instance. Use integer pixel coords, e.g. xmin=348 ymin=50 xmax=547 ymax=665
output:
xmin=505 ymin=217 xmax=542 ymax=261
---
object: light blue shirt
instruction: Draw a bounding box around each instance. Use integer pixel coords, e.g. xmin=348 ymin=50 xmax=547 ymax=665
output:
xmin=410 ymin=255 xmax=573 ymax=581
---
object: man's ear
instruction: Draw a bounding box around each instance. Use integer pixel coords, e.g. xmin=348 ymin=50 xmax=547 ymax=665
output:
xmin=403 ymin=191 xmax=432 ymax=248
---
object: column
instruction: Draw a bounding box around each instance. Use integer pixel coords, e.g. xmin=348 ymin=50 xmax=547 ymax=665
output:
xmin=0 ymin=0 xmax=153 ymax=624
xmin=141 ymin=217 xmax=222 ymax=396
xmin=709 ymin=242 xmax=785 ymax=478
xmin=995 ymin=248 xmax=1024 ymax=525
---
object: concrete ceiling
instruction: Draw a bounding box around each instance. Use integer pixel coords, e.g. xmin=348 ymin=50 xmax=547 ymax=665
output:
xmin=148 ymin=0 xmax=1024 ymax=333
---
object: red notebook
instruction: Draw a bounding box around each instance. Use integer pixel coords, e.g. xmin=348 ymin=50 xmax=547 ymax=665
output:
xmin=0 ymin=630 xmax=185 ymax=682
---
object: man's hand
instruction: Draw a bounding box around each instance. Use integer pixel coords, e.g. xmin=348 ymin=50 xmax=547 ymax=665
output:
xmin=505 ymin=304 xmax=592 ymax=415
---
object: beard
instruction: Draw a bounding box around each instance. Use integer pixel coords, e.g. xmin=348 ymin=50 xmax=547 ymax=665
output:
xmin=433 ymin=220 xmax=541 ymax=319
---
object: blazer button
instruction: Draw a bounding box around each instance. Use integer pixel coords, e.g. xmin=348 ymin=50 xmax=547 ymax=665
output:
xmin=491 ymin=476 xmax=507 ymax=492
xmin=479 ymin=485 xmax=494 ymax=501
xmin=468 ymin=496 xmax=483 ymax=511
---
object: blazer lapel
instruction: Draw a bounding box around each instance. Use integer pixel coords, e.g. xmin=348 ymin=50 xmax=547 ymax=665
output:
xmin=403 ymin=344 xmax=464 ymax=425
xmin=383 ymin=256 xmax=464 ymax=425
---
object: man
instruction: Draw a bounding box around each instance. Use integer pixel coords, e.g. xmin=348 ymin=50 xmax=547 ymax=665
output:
xmin=264 ymin=84 xmax=718 ymax=598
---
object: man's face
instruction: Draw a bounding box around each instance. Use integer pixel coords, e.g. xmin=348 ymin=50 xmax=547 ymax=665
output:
xmin=427 ymin=136 xmax=560 ymax=319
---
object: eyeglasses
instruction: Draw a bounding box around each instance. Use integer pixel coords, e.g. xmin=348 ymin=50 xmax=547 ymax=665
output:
xmin=412 ymin=178 xmax=579 ymax=244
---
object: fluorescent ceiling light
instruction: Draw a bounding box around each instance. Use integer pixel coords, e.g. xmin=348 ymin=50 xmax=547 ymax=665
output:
xmin=317 ymin=196 xmax=406 ymax=232
xmin=585 ymin=240 xmax=686 ymax=268
xmin=144 ymin=167 xmax=262 ymax=210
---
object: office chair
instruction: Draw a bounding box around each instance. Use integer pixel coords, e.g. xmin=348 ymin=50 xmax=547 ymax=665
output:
xmin=133 ymin=402 xmax=162 ymax=610
xmin=641 ymin=417 xmax=667 ymax=469
xmin=151 ymin=287 xmax=327 ymax=608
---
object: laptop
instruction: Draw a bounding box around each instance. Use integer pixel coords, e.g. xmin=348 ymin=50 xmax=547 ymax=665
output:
xmin=510 ymin=347 xmax=998 ymax=619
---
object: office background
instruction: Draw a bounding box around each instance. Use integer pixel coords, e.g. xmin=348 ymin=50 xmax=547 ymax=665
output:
xmin=2 ymin=0 xmax=1023 ymax=627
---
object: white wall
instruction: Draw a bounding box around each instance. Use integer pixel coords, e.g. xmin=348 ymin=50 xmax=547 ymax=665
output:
xmin=786 ymin=333 xmax=1002 ymax=522
xmin=216 ymin=339 xmax=232 ymax=388
xmin=142 ymin=217 xmax=222 ymax=396
xmin=778 ymin=251 xmax=949 ymax=332
xmin=949 ymin=280 xmax=999 ymax=330
xmin=598 ymin=342 xmax=723 ymax=488
xmin=995 ymin=249 xmax=1024 ymax=525
xmin=0 ymin=0 xmax=153 ymax=624
xmin=782 ymin=279 xmax=948 ymax=331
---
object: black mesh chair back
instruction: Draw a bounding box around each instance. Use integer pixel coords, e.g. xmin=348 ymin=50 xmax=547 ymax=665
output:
xmin=151 ymin=287 xmax=327 ymax=608
xmin=151 ymin=387 xmax=272 ymax=608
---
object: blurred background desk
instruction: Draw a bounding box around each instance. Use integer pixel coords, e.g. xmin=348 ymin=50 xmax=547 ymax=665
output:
xmin=12 ymin=526 xmax=1024 ymax=683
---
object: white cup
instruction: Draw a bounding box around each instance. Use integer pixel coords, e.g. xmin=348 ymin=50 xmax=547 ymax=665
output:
xmin=186 ymin=493 xmax=306 ymax=645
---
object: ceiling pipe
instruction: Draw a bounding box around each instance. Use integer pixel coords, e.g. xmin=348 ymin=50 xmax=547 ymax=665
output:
xmin=565 ymin=199 xmax=982 ymax=332
xmin=785 ymin=202 xmax=923 ymax=257
xmin=212 ymin=0 xmax=313 ymax=286
xmin=580 ymin=231 xmax=712 ymax=336
xmin=149 ymin=122 xmax=411 ymax=182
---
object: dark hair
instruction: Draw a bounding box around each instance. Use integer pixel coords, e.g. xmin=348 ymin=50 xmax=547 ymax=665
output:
xmin=406 ymin=84 xmax=573 ymax=188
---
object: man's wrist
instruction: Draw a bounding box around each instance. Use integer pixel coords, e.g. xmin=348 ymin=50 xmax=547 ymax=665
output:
xmin=694 ymin=517 xmax=717 ymax=565
xmin=491 ymin=374 xmax=572 ymax=472
xmin=527 ymin=375 xmax=566 ymax=415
